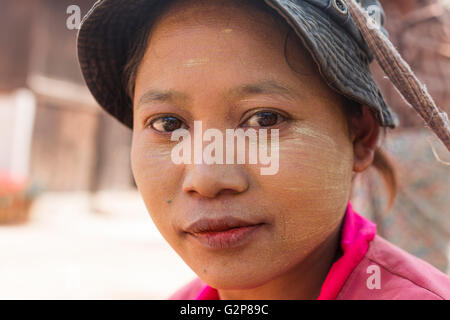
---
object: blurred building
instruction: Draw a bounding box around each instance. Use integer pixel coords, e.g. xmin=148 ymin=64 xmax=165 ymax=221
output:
xmin=0 ymin=0 xmax=134 ymax=192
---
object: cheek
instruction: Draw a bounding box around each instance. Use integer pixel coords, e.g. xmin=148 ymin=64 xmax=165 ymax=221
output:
xmin=282 ymin=122 xmax=352 ymax=187
xmin=130 ymin=133 xmax=183 ymax=229
xmin=256 ymin=122 xmax=354 ymax=246
xmin=281 ymin=130 xmax=353 ymax=207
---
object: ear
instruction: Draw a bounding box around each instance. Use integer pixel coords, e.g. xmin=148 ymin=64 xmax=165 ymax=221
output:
xmin=350 ymin=105 xmax=380 ymax=173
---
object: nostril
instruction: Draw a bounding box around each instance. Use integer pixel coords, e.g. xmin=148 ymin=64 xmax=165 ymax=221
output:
xmin=183 ymin=186 xmax=244 ymax=200
xmin=182 ymin=166 xmax=249 ymax=199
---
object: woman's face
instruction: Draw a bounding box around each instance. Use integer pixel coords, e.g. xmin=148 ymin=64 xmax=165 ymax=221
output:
xmin=131 ymin=0 xmax=355 ymax=289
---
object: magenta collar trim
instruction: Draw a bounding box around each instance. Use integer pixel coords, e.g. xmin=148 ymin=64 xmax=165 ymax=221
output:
xmin=196 ymin=202 xmax=376 ymax=300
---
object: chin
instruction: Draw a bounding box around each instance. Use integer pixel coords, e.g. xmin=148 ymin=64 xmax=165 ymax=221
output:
xmin=202 ymin=275 xmax=266 ymax=291
xmin=192 ymin=261 xmax=275 ymax=291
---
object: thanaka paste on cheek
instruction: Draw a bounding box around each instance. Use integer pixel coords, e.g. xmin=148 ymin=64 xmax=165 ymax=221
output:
xmin=133 ymin=133 xmax=175 ymax=159
xmin=184 ymin=58 xmax=210 ymax=67
xmin=277 ymin=121 xmax=353 ymax=211
xmin=131 ymin=134 xmax=179 ymax=187
xmin=143 ymin=144 xmax=173 ymax=159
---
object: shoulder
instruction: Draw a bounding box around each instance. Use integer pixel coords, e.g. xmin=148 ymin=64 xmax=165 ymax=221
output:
xmin=168 ymin=277 xmax=205 ymax=300
xmin=338 ymin=236 xmax=450 ymax=300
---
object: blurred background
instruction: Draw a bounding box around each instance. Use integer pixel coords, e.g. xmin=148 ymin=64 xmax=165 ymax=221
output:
xmin=0 ymin=0 xmax=197 ymax=299
xmin=0 ymin=0 xmax=449 ymax=299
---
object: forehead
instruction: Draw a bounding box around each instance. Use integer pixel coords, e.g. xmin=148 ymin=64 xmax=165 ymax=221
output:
xmin=149 ymin=0 xmax=289 ymax=47
xmin=132 ymin=0 xmax=334 ymax=110
xmin=137 ymin=0 xmax=317 ymax=77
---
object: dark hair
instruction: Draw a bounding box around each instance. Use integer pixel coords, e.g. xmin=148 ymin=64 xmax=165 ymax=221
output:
xmin=123 ymin=0 xmax=172 ymax=101
xmin=122 ymin=0 xmax=397 ymax=212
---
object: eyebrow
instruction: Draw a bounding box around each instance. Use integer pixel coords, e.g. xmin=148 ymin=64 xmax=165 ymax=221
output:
xmin=137 ymin=90 xmax=189 ymax=109
xmin=227 ymin=80 xmax=299 ymax=101
xmin=136 ymin=79 xmax=298 ymax=110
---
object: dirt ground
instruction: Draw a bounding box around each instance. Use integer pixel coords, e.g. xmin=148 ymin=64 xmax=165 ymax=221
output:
xmin=0 ymin=191 xmax=197 ymax=299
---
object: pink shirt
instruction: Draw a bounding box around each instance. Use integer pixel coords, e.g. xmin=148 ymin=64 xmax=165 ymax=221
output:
xmin=169 ymin=203 xmax=450 ymax=300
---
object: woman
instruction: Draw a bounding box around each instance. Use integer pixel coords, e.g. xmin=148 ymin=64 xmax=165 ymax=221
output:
xmin=77 ymin=0 xmax=450 ymax=299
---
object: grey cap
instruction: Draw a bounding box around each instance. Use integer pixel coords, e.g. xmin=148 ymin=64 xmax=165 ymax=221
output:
xmin=77 ymin=0 xmax=399 ymax=129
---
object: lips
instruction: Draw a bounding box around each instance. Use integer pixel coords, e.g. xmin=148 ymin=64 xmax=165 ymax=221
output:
xmin=185 ymin=216 xmax=260 ymax=233
xmin=184 ymin=217 xmax=264 ymax=249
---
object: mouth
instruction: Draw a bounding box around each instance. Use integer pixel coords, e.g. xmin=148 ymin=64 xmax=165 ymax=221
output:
xmin=184 ymin=217 xmax=264 ymax=250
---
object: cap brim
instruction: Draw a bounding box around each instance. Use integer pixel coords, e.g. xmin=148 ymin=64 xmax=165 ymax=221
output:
xmin=77 ymin=0 xmax=399 ymax=129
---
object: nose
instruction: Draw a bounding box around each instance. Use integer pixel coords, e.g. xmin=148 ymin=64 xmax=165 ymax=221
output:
xmin=182 ymin=164 xmax=249 ymax=199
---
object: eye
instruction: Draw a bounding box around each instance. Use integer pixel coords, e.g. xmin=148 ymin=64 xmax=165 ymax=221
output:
xmin=242 ymin=110 xmax=286 ymax=128
xmin=147 ymin=116 xmax=188 ymax=133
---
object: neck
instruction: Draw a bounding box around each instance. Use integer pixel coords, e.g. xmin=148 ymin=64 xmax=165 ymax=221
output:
xmin=217 ymin=222 xmax=343 ymax=300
